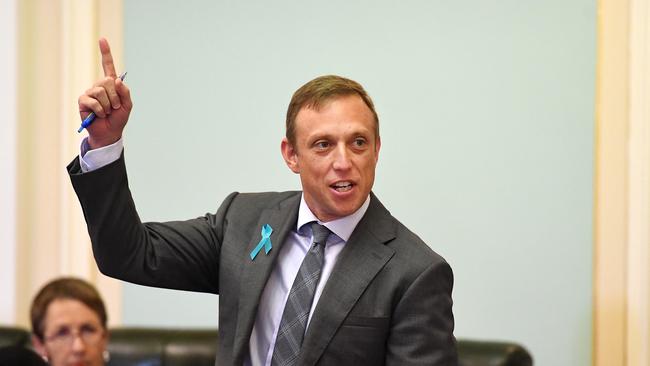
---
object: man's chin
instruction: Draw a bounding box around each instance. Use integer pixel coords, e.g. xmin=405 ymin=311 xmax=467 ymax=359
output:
xmin=307 ymin=191 xmax=365 ymax=221
xmin=327 ymin=201 xmax=365 ymax=220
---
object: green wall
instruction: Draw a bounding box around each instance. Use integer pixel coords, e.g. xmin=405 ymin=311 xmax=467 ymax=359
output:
xmin=122 ymin=1 xmax=595 ymax=365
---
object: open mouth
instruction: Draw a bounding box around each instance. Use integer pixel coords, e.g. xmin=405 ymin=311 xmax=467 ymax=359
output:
xmin=331 ymin=181 xmax=354 ymax=192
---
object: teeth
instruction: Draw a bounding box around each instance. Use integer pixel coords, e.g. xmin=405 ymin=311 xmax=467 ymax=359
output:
xmin=332 ymin=182 xmax=353 ymax=191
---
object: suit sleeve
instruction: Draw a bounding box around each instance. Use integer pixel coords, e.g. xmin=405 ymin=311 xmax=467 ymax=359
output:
xmin=67 ymin=152 xmax=236 ymax=294
xmin=385 ymin=259 xmax=458 ymax=365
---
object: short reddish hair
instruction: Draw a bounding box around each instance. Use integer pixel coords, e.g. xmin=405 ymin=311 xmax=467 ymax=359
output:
xmin=286 ymin=75 xmax=379 ymax=146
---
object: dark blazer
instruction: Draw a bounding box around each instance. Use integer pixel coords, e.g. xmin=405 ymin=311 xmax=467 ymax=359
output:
xmin=68 ymin=154 xmax=457 ymax=366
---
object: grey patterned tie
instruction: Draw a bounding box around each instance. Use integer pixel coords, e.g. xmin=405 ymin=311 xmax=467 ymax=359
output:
xmin=271 ymin=222 xmax=331 ymax=366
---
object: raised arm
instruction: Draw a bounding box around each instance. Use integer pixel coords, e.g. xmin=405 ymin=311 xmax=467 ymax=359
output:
xmin=78 ymin=38 xmax=132 ymax=149
xmin=70 ymin=39 xmax=223 ymax=294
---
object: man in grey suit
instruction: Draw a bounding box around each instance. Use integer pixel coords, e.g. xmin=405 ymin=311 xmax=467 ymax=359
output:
xmin=68 ymin=38 xmax=457 ymax=365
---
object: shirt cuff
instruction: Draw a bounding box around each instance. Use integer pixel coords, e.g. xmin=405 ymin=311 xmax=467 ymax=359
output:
xmin=79 ymin=137 xmax=124 ymax=172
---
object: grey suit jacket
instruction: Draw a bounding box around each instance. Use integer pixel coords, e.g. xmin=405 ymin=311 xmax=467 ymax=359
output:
xmin=68 ymin=154 xmax=457 ymax=366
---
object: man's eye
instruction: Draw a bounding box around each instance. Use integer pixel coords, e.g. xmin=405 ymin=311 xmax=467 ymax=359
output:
xmin=315 ymin=141 xmax=330 ymax=149
xmin=353 ymin=138 xmax=366 ymax=147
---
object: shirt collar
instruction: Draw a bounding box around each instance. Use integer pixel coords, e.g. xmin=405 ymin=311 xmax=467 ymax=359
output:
xmin=296 ymin=194 xmax=371 ymax=242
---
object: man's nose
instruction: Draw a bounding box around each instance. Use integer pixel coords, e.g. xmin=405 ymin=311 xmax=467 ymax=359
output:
xmin=332 ymin=145 xmax=352 ymax=170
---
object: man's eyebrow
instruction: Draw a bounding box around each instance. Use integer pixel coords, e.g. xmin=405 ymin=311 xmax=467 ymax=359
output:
xmin=348 ymin=129 xmax=374 ymax=138
xmin=308 ymin=128 xmax=372 ymax=140
xmin=307 ymin=132 xmax=333 ymax=141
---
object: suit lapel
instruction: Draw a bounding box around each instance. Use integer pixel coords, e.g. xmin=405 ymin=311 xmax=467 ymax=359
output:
xmin=232 ymin=193 xmax=301 ymax=363
xmin=298 ymin=194 xmax=397 ymax=366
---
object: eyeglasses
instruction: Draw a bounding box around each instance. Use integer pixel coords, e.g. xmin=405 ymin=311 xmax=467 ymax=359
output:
xmin=45 ymin=324 xmax=104 ymax=347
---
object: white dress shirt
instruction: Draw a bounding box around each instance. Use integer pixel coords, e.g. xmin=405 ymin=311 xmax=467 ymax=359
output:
xmin=78 ymin=137 xmax=123 ymax=172
xmin=78 ymin=137 xmax=370 ymax=366
xmin=246 ymin=194 xmax=369 ymax=366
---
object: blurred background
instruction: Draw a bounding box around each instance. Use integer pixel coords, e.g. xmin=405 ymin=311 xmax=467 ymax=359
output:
xmin=1 ymin=0 xmax=647 ymax=365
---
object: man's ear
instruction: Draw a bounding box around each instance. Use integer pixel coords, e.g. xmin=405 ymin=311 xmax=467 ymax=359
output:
xmin=374 ymin=136 xmax=381 ymax=162
xmin=281 ymin=138 xmax=300 ymax=174
xmin=31 ymin=334 xmax=47 ymax=361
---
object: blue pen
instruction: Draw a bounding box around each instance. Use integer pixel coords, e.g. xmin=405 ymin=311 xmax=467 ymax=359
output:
xmin=77 ymin=71 xmax=128 ymax=133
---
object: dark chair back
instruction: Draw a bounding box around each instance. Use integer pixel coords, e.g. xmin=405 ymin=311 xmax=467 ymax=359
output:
xmin=0 ymin=326 xmax=533 ymax=365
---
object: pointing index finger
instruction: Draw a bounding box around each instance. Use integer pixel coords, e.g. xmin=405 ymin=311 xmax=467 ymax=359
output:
xmin=99 ymin=38 xmax=117 ymax=78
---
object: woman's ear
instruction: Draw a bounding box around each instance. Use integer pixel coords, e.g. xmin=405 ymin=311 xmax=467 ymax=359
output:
xmin=31 ymin=334 xmax=48 ymax=362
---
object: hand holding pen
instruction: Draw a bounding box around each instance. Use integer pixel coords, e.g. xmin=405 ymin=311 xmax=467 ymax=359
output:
xmin=78 ymin=71 xmax=127 ymax=133
xmin=77 ymin=38 xmax=132 ymax=150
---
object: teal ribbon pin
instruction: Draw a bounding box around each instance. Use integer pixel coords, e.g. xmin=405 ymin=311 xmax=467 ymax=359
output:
xmin=250 ymin=224 xmax=273 ymax=260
